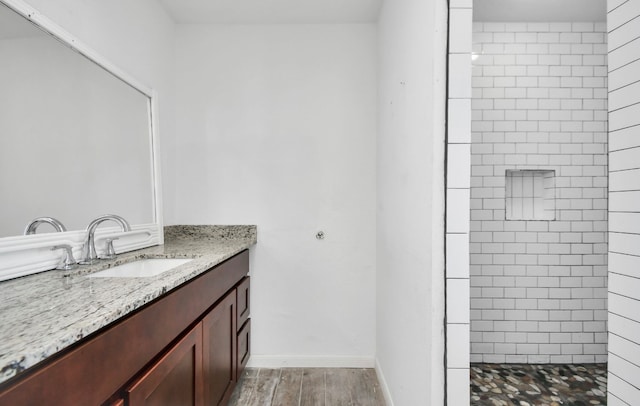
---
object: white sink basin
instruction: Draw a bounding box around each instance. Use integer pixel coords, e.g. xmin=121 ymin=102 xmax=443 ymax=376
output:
xmin=88 ymin=258 xmax=193 ymax=278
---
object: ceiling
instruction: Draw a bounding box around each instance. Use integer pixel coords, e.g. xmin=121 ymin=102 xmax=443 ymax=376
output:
xmin=0 ymin=4 xmax=46 ymax=39
xmin=159 ymin=0 xmax=606 ymax=24
xmin=474 ymin=0 xmax=606 ymax=22
xmin=158 ymin=0 xmax=383 ymax=24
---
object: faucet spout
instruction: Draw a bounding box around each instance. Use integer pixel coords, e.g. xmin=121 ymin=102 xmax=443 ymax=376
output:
xmin=80 ymin=214 xmax=131 ymax=264
xmin=24 ymin=217 xmax=67 ymax=235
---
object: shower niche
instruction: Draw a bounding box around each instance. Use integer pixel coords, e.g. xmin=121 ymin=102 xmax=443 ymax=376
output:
xmin=505 ymin=170 xmax=556 ymax=221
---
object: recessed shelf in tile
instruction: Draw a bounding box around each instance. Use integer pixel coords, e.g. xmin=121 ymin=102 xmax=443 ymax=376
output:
xmin=505 ymin=170 xmax=555 ymax=221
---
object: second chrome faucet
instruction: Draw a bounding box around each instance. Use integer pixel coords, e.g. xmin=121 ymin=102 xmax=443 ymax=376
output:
xmin=80 ymin=214 xmax=131 ymax=264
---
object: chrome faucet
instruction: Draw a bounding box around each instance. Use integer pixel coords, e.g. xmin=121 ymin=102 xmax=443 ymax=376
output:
xmin=80 ymin=214 xmax=131 ymax=264
xmin=24 ymin=217 xmax=67 ymax=235
xmin=51 ymin=245 xmax=78 ymax=270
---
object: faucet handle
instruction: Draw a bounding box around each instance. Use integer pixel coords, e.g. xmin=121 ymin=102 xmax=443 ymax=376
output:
xmin=51 ymin=245 xmax=78 ymax=270
xmin=99 ymin=238 xmax=119 ymax=260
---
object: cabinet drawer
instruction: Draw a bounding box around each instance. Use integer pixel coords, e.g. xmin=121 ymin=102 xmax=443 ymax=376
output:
xmin=237 ymin=319 xmax=251 ymax=376
xmin=236 ymin=277 xmax=250 ymax=330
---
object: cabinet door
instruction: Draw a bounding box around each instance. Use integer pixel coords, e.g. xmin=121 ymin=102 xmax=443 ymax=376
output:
xmin=127 ymin=325 xmax=203 ymax=406
xmin=237 ymin=319 xmax=251 ymax=377
xmin=203 ymin=291 xmax=237 ymax=406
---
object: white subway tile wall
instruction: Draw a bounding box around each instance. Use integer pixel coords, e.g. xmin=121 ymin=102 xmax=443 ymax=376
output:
xmin=470 ymin=22 xmax=608 ymax=363
xmin=607 ymin=0 xmax=640 ymax=403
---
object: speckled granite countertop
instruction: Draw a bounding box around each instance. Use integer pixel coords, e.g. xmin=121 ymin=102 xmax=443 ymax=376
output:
xmin=0 ymin=225 xmax=256 ymax=385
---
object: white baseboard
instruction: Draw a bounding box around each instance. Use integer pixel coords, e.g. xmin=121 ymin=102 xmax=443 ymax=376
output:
xmin=375 ymin=358 xmax=395 ymax=406
xmin=247 ymin=355 xmax=375 ymax=369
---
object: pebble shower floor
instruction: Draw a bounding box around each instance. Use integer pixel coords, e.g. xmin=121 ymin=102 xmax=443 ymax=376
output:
xmin=470 ymin=363 xmax=607 ymax=405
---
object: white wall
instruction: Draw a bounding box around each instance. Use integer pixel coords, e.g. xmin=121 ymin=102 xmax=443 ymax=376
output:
xmin=173 ymin=24 xmax=378 ymax=366
xmin=377 ymin=0 xmax=447 ymax=404
xmin=470 ymin=22 xmax=609 ymax=364
xmin=21 ymin=0 xmax=177 ymax=225
xmin=607 ymin=0 xmax=640 ymax=404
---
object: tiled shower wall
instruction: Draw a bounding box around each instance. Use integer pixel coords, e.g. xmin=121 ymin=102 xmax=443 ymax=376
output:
xmin=470 ymin=22 xmax=608 ymax=363
xmin=607 ymin=0 xmax=640 ymax=402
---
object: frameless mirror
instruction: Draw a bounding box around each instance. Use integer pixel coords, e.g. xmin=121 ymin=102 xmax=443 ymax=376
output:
xmin=0 ymin=1 xmax=156 ymax=237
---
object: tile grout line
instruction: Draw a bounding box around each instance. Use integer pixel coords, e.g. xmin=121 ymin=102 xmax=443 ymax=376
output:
xmin=297 ymin=369 xmax=304 ymax=406
xmin=248 ymin=368 xmax=259 ymax=403
xmin=323 ymin=370 xmax=327 ymax=406
xmin=270 ymin=368 xmax=283 ymax=404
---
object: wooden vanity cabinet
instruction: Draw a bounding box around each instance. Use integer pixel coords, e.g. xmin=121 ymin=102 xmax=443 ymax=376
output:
xmin=0 ymin=250 xmax=250 ymax=406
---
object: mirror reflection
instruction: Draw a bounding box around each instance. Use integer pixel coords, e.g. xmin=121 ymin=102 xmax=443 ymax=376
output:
xmin=0 ymin=2 xmax=155 ymax=238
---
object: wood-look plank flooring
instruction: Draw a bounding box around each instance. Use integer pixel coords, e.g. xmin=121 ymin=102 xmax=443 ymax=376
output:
xmin=228 ymin=368 xmax=386 ymax=406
